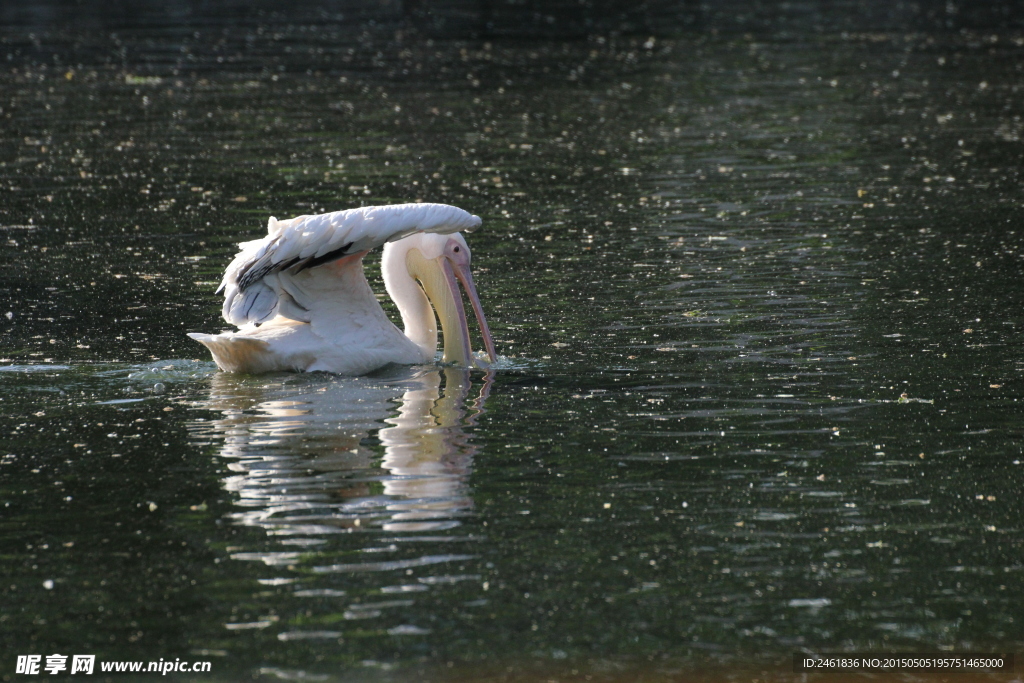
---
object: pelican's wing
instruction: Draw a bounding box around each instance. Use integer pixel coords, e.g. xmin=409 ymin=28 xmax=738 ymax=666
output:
xmin=218 ymin=203 xmax=481 ymax=327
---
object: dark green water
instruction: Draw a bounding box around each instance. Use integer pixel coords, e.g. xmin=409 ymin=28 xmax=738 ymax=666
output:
xmin=2 ymin=12 xmax=1023 ymax=682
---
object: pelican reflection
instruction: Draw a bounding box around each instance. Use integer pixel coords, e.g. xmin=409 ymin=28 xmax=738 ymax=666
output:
xmin=190 ymin=368 xmax=491 ymax=542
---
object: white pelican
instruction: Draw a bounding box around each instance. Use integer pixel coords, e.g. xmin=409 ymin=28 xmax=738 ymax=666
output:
xmin=188 ymin=203 xmax=497 ymax=375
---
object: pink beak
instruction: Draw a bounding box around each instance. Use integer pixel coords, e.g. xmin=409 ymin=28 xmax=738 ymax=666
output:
xmin=441 ymin=258 xmax=497 ymax=366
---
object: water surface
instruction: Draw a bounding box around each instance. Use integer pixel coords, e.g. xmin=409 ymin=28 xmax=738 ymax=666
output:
xmin=1 ymin=9 xmax=1023 ymax=682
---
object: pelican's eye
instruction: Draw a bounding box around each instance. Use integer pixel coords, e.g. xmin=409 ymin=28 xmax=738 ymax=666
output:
xmin=453 ymin=246 xmax=460 ymax=253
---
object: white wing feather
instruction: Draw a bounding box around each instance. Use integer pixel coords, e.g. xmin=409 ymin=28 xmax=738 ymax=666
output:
xmin=217 ymin=203 xmax=481 ymax=327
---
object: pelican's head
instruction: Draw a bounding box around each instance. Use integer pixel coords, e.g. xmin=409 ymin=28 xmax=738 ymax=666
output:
xmin=382 ymin=232 xmax=497 ymax=368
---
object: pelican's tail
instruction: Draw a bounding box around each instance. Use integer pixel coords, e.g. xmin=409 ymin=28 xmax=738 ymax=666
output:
xmin=188 ymin=332 xmax=275 ymax=374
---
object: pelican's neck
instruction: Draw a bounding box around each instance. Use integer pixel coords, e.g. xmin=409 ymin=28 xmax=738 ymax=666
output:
xmin=382 ymin=243 xmax=437 ymax=361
